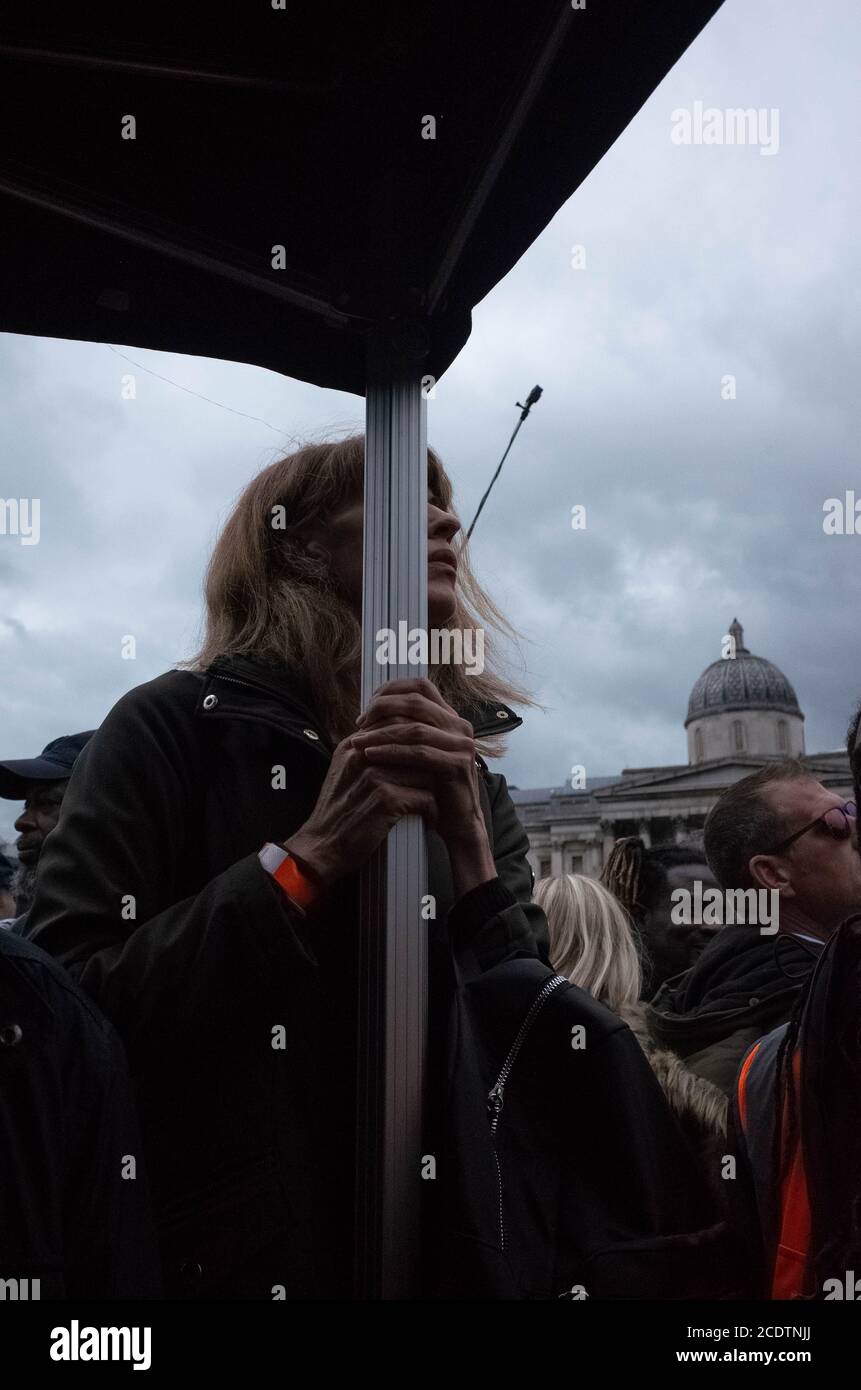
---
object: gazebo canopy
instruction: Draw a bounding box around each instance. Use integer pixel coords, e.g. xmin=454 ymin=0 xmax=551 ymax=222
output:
xmin=0 ymin=2 xmax=722 ymax=392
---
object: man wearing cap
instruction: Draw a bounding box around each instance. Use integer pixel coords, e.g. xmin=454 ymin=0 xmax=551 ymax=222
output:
xmin=0 ymin=732 xmax=94 ymax=924
xmin=0 ymin=851 xmax=16 ymax=922
xmin=0 ymin=728 xmax=162 ymax=1295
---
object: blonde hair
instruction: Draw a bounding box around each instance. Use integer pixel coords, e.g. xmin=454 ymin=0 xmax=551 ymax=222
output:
xmin=534 ymin=873 xmax=642 ymax=1014
xmin=188 ymin=435 xmax=532 ymax=746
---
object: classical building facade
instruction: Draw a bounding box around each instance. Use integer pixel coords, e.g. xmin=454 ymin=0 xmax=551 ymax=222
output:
xmin=514 ymin=620 xmax=852 ymax=882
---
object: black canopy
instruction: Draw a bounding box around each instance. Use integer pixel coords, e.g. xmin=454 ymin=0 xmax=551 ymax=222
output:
xmin=0 ymin=1 xmax=722 ymax=394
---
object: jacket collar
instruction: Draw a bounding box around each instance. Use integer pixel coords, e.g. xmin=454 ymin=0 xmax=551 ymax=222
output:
xmin=204 ymin=654 xmax=523 ymax=739
xmin=206 ymin=654 xmax=316 ymax=718
xmin=470 ymin=699 xmax=522 ymax=739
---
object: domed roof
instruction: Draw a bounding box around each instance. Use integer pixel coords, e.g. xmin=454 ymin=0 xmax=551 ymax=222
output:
xmin=685 ymin=620 xmax=803 ymax=725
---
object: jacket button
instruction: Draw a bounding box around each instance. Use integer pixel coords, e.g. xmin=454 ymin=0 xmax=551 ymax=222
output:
xmin=0 ymin=1023 xmax=23 ymax=1047
xmin=495 ymin=709 xmax=507 ymax=720
xmin=303 ymin=728 xmax=320 ymax=741
xmin=202 ymin=694 xmax=218 ymax=711
xmin=749 ymin=997 xmax=760 ymax=1007
xmin=177 ymin=1258 xmax=203 ymax=1289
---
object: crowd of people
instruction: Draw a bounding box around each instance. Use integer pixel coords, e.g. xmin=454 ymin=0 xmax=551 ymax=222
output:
xmin=2 ymin=434 xmax=860 ymax=1300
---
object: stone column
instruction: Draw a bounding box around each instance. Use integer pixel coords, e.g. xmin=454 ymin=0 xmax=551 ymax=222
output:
xmin=636 ymin=819 xmax=652 ymax=848
xmin=672 ymin=816 xmax=688 ymax=845
xmin=584 ymin=838 xmax=603 ymax=878
xmin=550 ymin=838 xmax=565 ymax=876
xmin=599 ymin=819 xmax=616 ymax=863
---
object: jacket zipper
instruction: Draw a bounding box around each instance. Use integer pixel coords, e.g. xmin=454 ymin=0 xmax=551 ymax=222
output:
xmin=209 ymin=669 xmax=307 ymax=709
xmin=486 ymin=973 xmax=568 ymax=1250
xmin=207 ymin=671 xmax=333 ymax=757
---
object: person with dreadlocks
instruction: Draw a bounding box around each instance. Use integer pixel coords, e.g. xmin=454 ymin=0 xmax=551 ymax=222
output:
xmin=728 ymin=710 xmax=861 ymax=1298
xmin=600 ymin=836 xmax=721 ymax=996
xmin=644 ymin=761 xmax=861 ymax=1096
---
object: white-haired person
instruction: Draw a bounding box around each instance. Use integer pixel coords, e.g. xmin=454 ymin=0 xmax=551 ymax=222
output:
xmin=534 ymin=872 xmax=727 ymax=1168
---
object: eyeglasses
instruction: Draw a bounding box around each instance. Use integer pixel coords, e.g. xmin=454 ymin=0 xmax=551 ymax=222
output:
xmin=763 ymin=801 xmax=857 ymax=856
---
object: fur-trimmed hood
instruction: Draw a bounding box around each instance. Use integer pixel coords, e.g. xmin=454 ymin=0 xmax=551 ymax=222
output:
xmin=621 ymin=1001 xmax=727 ymax=1141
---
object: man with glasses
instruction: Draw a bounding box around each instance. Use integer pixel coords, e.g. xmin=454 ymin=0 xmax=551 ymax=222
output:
xmin=724 ymin=727 xmax=861 ymax=1299
xmin=647 ymin=760 xmax=861 ymax=1095
xmin=850 ymin=703 xmax=861 ymax=825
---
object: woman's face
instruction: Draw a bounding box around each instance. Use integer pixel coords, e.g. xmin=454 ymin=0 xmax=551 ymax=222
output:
xmin=311 ymin=486 xmax=461 ymax=628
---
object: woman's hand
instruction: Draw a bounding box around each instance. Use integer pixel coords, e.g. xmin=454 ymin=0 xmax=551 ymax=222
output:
xmin=350 ymin=677 xmax=497 ymax=896
xmin=285 ymin=678 xmax=497 ymax=898
xmin=283 ymin=730 xmax=437 ymax=889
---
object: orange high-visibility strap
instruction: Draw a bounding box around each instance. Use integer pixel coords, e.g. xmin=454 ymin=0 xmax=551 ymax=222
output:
xmin=770 ymin=1050 xmax=810 ymax=1300
xmin=736 ymin=1041 xmax=811 ymax=1300
xmin=737 ymin=1041 xmax=761 ymax=1134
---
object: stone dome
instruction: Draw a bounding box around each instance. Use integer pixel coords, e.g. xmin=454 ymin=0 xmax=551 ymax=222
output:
xmin=685 ymin=619 xmax=802 ymax=726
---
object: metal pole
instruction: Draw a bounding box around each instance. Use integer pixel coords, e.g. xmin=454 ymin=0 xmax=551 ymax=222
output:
xmin=355 ymin=321 xmax=428 ymax=1299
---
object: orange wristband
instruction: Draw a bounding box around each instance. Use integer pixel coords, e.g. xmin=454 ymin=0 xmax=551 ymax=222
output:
xmin=258 ymin=842 xmax=320 ymax=915
xmin=272 ymin=853 xmax=319 ymax=912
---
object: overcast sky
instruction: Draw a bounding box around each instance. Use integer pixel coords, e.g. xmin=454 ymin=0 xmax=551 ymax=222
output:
xmin=2 ymin=0 xmax=859 ymax=847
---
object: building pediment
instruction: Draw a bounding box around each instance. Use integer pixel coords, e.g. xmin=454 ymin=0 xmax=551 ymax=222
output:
xmin=595 ymin=757 xmax=768 ymax=798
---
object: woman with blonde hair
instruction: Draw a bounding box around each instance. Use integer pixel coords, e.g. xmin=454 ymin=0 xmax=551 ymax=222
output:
xmin=535 ymin=872 xmax=642 ymax=1015
xmin=535 ymin=872 xmax=727 ymax=1162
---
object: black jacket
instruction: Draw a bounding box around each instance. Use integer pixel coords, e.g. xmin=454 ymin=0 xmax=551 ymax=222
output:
xmin=797 ymin=913 xmax=861 ymax=1292
xmin=0 ymin=929 xmax=161 ymax=1298
xmin=435 ymin=956 xmax=742 ymax=1299
xmin=26 ymin=655 xmax=550 ymax=1298
xmin=647 ymin=926 xmax=819 ymax=1095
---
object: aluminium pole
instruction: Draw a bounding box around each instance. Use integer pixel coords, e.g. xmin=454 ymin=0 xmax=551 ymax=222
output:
xmin=354 ymin=321 xmax=429 ymax=1299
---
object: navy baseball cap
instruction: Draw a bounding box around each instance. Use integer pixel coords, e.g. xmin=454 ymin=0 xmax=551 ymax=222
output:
xmin=0 ymin=731 xmax=96 ymax=799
